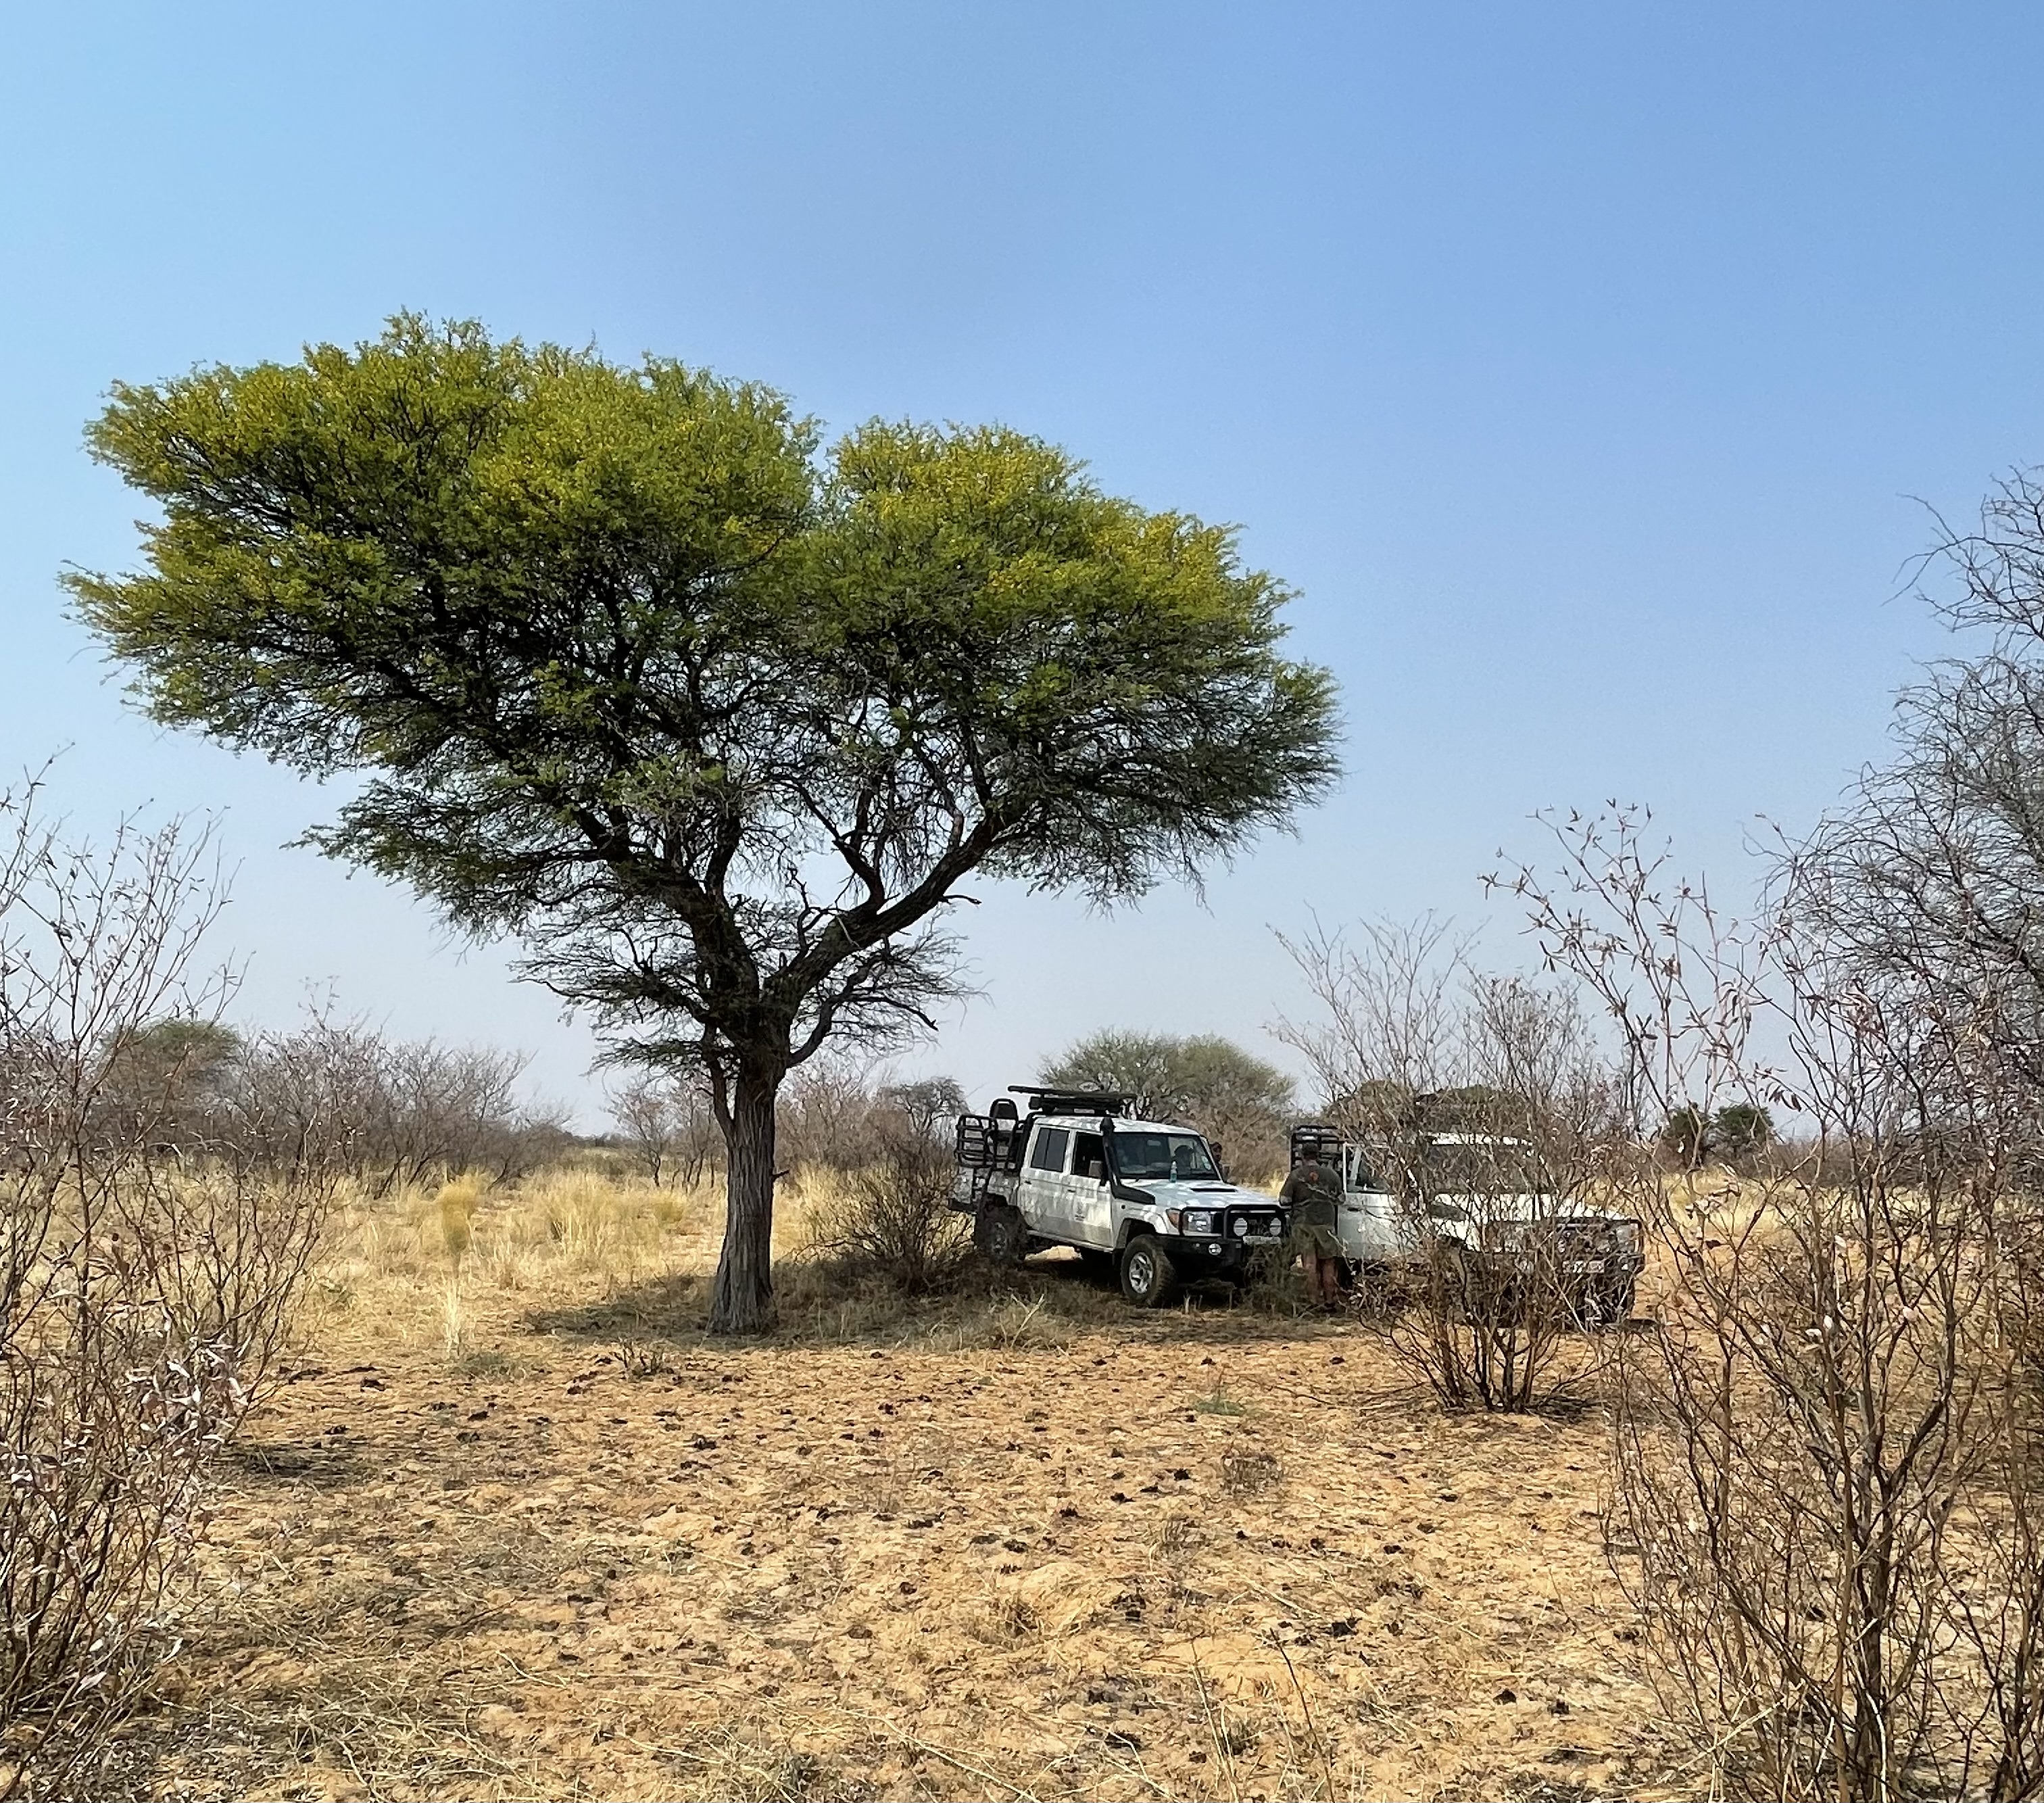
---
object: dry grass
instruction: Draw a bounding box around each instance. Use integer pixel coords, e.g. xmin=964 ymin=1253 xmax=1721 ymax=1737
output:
xmin=128 ymin=1168 xmax=1685 ymax=1800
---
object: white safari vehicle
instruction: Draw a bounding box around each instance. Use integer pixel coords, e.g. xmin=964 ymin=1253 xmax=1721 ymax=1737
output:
xmin=1288 ymin=1121 xmax=1644 ymax=1323
xmin=952 ymin=1088 xmax=1290 ymax=1306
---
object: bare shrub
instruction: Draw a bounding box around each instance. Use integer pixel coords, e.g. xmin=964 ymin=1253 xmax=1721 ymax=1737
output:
xmin=0 ymin=779 xmax=281 ymax=1797
xmin=1277 ymin=919 xmax=1629 ymax=1412
xmin=609 ymin=1071 xmax=720 ymax=1188
xmin=217 ymin=1011 xmax=564 ymax=1193
xmin=1513 ymin=806 xmax=2044 ymax=1800
xmin=804 ymin=1078 xmax=971 ymax=1294
xmin=775 ymin=1059 xmax=881 ymax=1177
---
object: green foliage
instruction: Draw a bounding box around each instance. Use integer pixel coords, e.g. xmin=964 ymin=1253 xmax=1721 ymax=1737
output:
xmin=1040 ymin=1029 xmax=1294 ymax=1180
xmin=107 ymin=1015 xmax=243 ymax=1098
xmin=1711 ymin=1102 xmax=1774 ymax=1162
xmin=1659 ymin=1105 xmax=1711 ymax=1166
xmin=1657 ymin=1101 xmax=1772 ymax=1168
xmin=73 ymin=314 xmax=1340 ymax=1329
xmin=74 ymin=314 xmax=1336 ymax=1053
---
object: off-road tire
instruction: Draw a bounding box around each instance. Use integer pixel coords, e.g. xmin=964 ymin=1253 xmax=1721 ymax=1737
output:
xmin=1582 ymin=1270 xmax=1637 ymax=1330
xmin=1119 ymin=1234 xmax=1179 ymax=1308
xmin=977 ymin=1204 xmax=1029 ymax=1268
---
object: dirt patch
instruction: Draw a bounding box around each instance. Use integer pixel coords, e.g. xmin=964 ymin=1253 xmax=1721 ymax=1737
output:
xmin=130 ymin=1180 xmax=1680 ymax=1800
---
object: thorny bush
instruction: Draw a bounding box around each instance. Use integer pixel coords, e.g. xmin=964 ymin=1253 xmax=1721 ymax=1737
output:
xmin=0 ymin=777 xmax=333 ymax=1798
xmin=1512 ymin=807 xmax=2044 ymax=1802
xmin=801 ymin=1076 xmax=972 ymax=1295
xmin=1277 ymin=918 xmax=1628 ymax=1411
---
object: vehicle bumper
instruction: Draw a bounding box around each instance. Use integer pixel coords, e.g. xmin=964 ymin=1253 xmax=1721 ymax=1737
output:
xmin=1476 ymin=1250 xmax=1645 ymax=1283
xmin=1170 ymin=1234 xmax=1286 ymax=1272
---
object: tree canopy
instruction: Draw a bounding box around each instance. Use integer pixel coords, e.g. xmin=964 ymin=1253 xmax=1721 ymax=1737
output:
xmin=73 ymin=315 xmax=1340 ymax=1328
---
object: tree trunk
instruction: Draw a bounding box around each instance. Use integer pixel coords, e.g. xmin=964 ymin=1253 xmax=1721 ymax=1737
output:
xmin=708 ymin=1063 xmax=779 ymax=1334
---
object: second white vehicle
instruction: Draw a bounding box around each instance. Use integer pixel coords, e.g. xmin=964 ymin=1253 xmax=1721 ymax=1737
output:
xmin=1288 ymin=1120 xmax=1643 ymax=1322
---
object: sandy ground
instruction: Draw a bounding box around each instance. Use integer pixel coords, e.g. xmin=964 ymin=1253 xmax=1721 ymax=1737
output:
xmin=132 ymin=1181 xmax=1683 ymax=1802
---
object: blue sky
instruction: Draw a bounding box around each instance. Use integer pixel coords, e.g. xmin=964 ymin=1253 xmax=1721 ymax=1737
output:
xmin=3 ymin=2 xmax=2039 ymax=1122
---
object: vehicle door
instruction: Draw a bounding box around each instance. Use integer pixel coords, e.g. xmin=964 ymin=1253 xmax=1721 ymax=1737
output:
xmin=1340 ymin=1141 xmax=1408 ymax=1262
xmin=1019 ymin=1122 xmax=1073 ymax=1236
xmin=1067 ymin=1129 xmax=1114 ymax=1249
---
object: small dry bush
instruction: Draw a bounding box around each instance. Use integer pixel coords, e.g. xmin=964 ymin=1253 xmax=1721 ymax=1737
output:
xmin=0 ymin=784 xmax=333 ymax=1798
xmin=1523 ymin=808 xmax=2044 ymax=1802
xmin=931 ymin=1293 xmax=1086 ymax=1352
xmin=433 ymin=1172 xmax=484 ymax=1264
xmin=527 ymin=1168 xmax=675 ymax=1266
xmin=1279 ymin=919 xmax=1624 ymax=1412
xmin=1219 ymin=1447 xmax=1285 ymax=1498
xmin=966 ymin=1591 xmax=1040 ymax=1648
xmin=799 ymin=1080 xmax=971 ymax=1295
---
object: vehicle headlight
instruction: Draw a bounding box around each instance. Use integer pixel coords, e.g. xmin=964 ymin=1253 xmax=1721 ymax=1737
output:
xmin=1231 ymin=1216 xmax=1250 ymax=1238
xmin=1182 ymin=1209 xmax=1216 ymax=1235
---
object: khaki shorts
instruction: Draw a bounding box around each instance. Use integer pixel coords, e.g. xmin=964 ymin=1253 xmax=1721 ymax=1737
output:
xmin=1293 ymin=1222 xmax=1342 ymax=1260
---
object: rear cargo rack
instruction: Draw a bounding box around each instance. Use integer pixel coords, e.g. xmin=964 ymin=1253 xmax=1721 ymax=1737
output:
xmin=954 ymin=1111 xmax=1025 ymax=1170
xmin=1288 ymin=1121 xmax=1343 ymax=1165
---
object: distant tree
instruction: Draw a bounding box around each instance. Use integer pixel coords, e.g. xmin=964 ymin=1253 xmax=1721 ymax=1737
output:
xmin=1711 ymin=1101 xmax=1774 ymax=1165
xmin=610 ymin=1072 xmax=718 ymax=1188
xmin=72 ymin=316 xmax=1339 ymax=1332
xmin=1655 ymin=1101 xmax=1772 ymax=1170
xmin=98 ymin=1016 xmax=243 ymax=1149
xmin=1040 ymin=1029 xmax=1184 ymax=1117
xmin=1040 ymin=1030 xmax=1295 ymax=1181
xmin=873 ymin=1076 xmax=967 ymax=1143
xmin=1659 ymin=1104 xmax=1711 ymax=1168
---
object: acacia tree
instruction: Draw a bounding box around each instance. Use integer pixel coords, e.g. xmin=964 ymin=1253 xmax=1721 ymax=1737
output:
xmin=73 ymin=316 xmax=1338 ymax=1332
xmin=1798 ymin=468 xmax=2044 ymax=1089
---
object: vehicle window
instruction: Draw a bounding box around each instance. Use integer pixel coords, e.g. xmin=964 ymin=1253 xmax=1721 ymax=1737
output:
xmin=1073 ymin=1131 xmax=1106 ymax=1181
xmin=1343 ymin=1144 xmax=1380 ymax=1191
xmin=1111 ymin=1131 xmax=1219 ymax=1181
xmin=1421 ymin=1136 xmax=1542 ymax=1193
xmin=1027 ymin=1126 xmax=1071 ymax=1174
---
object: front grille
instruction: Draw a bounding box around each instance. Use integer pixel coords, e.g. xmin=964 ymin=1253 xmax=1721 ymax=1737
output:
xmin=1540 ymin=1220 xmax=1628 ymax=1262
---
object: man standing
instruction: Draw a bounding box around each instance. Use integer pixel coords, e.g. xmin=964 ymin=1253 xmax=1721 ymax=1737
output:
xmin=1280 ymin=1148 xmax=1344 ymax=1307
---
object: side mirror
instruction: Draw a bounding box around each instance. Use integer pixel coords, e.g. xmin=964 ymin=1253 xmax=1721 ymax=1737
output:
xmin=1086 ymin=1159 xmax=1104 ymax=1181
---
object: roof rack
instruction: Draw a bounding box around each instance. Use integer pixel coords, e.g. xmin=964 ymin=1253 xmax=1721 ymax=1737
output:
xmin=1008 ymin=1084 xmax=1136 ymax=1117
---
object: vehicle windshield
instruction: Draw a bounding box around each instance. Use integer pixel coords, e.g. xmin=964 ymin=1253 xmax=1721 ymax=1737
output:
xmin=1112 ymin=1131 xmax=1219 ymax=1182
xmin=1419 ymin=1136 xmax=1544 ymax=1195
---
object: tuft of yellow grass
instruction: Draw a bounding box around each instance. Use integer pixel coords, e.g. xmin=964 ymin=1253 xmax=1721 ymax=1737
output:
xmin=434 ymin=1174 xmax=486 ymax=1265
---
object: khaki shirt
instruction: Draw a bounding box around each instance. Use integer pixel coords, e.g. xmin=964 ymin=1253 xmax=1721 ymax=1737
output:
xmin=1280 ymin=1162 xmax=1340 ymax=1228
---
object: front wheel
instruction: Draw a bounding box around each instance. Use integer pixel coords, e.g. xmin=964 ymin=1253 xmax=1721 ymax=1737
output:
xmin=1581 ymin=1270 xmax=1638 ymax=1330
xmin=1119 ymin=1235 xmax=1179 ymax=1308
